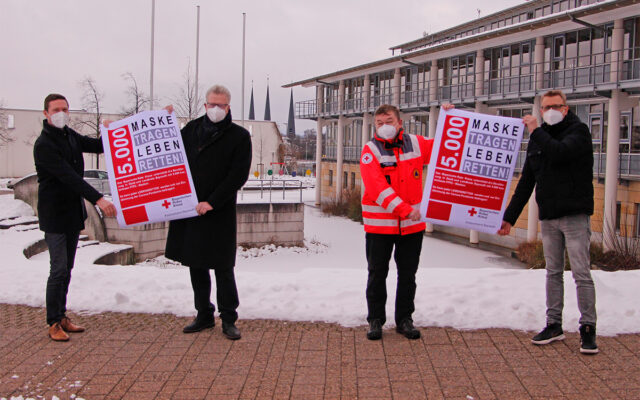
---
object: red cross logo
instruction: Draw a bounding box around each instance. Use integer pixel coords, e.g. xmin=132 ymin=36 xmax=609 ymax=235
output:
xmin=161 ymin=200 xmax=171 ymax=209
xmin=468 ymin=207 xmax=477 ymax=217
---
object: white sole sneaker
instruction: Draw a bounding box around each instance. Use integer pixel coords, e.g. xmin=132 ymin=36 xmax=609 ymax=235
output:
xmin=580 ymin=346 xmax=599 ymax=354
xmin=531 ymin=333 xmax=565 ymax=345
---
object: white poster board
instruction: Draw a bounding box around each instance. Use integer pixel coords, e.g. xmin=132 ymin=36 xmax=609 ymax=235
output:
xmin=100 ymin=110 xmax=198 ymax=226
xmin=420 ymin=109 xmax=524 ymax=233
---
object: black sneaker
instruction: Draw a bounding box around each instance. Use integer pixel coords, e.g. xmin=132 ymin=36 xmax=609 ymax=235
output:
xmin=531 ymin=323 xmax=564 ymax=345
xmin=183 ymin=315 xmax=215 ymax=333
xmin=366 ymin=319 xmax=382 ymax=340
xmin=222 ymin=321 xmax=242 ymax=340
xmin=396 ymin=319 xmax=421 ymax=340
xmin=579 ymin=324 xmax=599 ymax=354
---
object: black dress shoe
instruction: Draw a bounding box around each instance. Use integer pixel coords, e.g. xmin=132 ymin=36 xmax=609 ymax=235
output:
xmin=396 ymin=319 xmax=420 ymax=339
xmin=367 ymin=319 xmax=382 ymax=340
xmin=222 ymin=321 xmax=241 ymax=340
xmin=183 ymin=316 xmax=215 ymax=333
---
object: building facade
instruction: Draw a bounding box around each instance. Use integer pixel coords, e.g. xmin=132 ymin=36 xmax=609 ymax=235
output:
xmin=0 ymin=108 xmax=125 ymax=178
xmin=285 ymin=0 xmax=640 ymax=248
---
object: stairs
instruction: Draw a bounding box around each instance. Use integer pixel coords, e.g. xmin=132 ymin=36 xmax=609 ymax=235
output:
xmin=1 ymin=217 xmax=135 ymax=266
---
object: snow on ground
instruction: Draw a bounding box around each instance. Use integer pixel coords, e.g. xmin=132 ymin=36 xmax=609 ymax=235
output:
xmin=0 ymin=179 xmax=11 ymax=189
xmin=0 ymin=194 xmax=34 ymax=220
xmin=1 ymin=192 xmax=639 ymax=336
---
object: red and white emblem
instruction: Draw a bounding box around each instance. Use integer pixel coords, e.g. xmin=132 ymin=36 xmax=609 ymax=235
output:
xmin=361 ymin=153 xmax=373 ymax=164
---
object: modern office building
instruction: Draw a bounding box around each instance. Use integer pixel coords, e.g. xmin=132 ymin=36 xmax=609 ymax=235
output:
xmin=285 ymin=0 xmax=640 ymax=248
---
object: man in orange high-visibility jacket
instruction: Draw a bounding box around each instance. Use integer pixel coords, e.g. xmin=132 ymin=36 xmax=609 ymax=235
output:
xmin=360 ymin=103 xmax=452 ymax=341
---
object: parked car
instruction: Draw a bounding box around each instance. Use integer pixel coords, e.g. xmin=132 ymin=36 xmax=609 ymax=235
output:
xmin=84 ymin=169 xmax=111 ymax=196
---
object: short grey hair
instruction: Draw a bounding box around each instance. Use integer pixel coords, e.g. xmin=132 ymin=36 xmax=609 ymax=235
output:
xmin=205 ymin=85 xmax=231 ymax=103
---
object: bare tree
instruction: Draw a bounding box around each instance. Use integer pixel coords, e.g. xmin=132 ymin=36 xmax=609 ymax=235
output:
xmin=75 ymin=76 xmax=104 ymax=139
xmin=121 ymin=72 xmax=149 ymax=116
xmin=171 ymin=61 xmax=203 ymax=122
xmin=0 ymin=100 xmax=14 ymax=146
xmin=73 ymin=77 xmax=104 ymax=169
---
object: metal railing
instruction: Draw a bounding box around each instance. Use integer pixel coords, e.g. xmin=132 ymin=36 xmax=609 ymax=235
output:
xmin=295 ymin=48 xmax=640 ymax=118
xmin=239 ymin=179 xmax=305 ymax=203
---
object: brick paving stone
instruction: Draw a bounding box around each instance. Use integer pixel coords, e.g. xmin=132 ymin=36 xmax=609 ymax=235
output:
xmin=2 ymin=303 xmax=640 ymax=399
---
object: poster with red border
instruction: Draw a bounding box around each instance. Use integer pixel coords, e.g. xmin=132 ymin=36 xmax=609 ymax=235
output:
xmin=100 ymin=110 xmax=198 ymax=226
xmin=419 ymin=109 xmax=524 ymax=233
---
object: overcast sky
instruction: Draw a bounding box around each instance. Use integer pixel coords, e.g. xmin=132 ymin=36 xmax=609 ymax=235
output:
xmin=1 ymin=0 xmax=522 ymax=132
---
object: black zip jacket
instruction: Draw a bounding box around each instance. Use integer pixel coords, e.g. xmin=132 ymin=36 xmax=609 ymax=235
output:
xmin=503 ymin=110 xmax=593 ymax=225
xmin=33 ymin=120 xmax=104 ymax=233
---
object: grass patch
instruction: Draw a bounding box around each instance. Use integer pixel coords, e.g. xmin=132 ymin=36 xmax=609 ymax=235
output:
xmin=321 ymin=189 xmax=362 ymax=223
xmin=515 ymin=240 xmax=639 ymax=271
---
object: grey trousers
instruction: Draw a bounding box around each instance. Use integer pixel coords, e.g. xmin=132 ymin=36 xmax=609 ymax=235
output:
xmin=540 ymin=214 xmax=596 ymax=326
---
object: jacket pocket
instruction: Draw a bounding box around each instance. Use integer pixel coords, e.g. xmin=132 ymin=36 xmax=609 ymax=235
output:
xmin=527 ymin=150 xmax=543 ymax=172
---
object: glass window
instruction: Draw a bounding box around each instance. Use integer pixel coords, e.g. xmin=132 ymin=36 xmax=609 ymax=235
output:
xmin=566 ymin=31 xmax=578 ymax=65
xmin=578 ymin=29 xmax=591 ymax=67
xmin=343 ymin=172 xmax=348 ymax=189
xmin=351 ymin=172 xmax=356 ymax=189
xmin=521 ymin=43 xmax=531 ymax=65
xmin=328 ymin=170 xmax=333 ymax=187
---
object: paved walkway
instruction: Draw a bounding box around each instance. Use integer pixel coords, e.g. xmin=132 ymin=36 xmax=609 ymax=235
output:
xmin=1 ymin=304 xmax=639 ymax=400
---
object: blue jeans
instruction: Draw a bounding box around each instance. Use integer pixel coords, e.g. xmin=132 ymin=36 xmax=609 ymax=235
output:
xmin=540 ymin=214 xmax=596 ymax=326
xmin=44 ymin=231 xmax=80 ymax=325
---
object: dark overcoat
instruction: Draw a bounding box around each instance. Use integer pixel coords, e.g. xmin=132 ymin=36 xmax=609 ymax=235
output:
xmin=164 ymin=112 xmax=252 ymax=269
xmin=503 ymin=110 xmax=594 ymax=224
xmin=33 ymin=120 xmax=104 ymax=233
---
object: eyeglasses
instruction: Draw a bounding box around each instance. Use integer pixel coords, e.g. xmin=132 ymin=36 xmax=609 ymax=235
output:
xmin=541 ymin=104 xmax=566 ymax=111
xmin=206 ymin=103 xmax=228 ymax=109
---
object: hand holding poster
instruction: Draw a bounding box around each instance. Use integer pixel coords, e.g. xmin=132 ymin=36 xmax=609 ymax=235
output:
xmin=100 ymin=110 xmax=199 ymax=226
xmin=419 ymin=109 xmax=524 ymax=233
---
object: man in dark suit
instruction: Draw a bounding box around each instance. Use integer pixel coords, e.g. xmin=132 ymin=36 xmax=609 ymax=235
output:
xmin=164 ymin=85 xmax=252 ymax=340
xmin=34 ymin=93 xmax=117 ymax=341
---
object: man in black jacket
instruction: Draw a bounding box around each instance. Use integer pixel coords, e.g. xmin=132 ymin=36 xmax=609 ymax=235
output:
xmin=164 ymin=85 xmax=252 ymax=340
xmin=498 ymin=90 xmax=597 ymax=354
xmin=34 ymin=94 xmax=117 ymax=341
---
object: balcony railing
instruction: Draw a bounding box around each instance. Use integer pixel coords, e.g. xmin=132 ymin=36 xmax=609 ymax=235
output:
xmin=295 ymin=48 xmax=640 ymax=119
xmin=324 ymin=145 xmax=362 ymax=162
xmin=513 ymin=151 xmax=640 ymax=178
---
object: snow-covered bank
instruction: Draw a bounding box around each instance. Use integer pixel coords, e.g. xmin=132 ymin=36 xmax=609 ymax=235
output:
xmin=1 ymin=193 xmax=639 ymax=336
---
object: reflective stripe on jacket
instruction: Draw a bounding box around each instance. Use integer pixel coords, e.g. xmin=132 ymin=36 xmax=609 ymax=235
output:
xmin=360 ymin=130 xmax=433 ymax=235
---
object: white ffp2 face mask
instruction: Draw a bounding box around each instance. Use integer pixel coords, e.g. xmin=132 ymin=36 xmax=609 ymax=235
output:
xmin=207 ymin=106 xmax=227 ymax=123
xmin=377 ymin=124 xmax=397 ymax=140
xmin=543 ymin=109 xmax=564 ymax=126
xmin=50 ymin=111 xmax=70 ymax=129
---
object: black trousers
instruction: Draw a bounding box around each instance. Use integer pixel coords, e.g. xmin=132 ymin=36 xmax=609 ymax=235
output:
xmin=189 ymin=267 xmax=239 ymax=323
xmin=365 ymin=231 xmax=423 ymax=325
xmin=44 ymin=231 xmax=80 ymax=325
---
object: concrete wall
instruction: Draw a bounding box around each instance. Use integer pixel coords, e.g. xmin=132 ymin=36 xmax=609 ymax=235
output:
xmin=103 ymin=217 xmax=168 ymax=262
xmin=10 ymin=173 xmax=38 ymax=214
xmin=100 ymin=202 xmax=305 ymax=262
xmin=237 ymin=203 xmax=305 ymax=247
xmin=12 ymin=174 xmax=306 ymax=261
